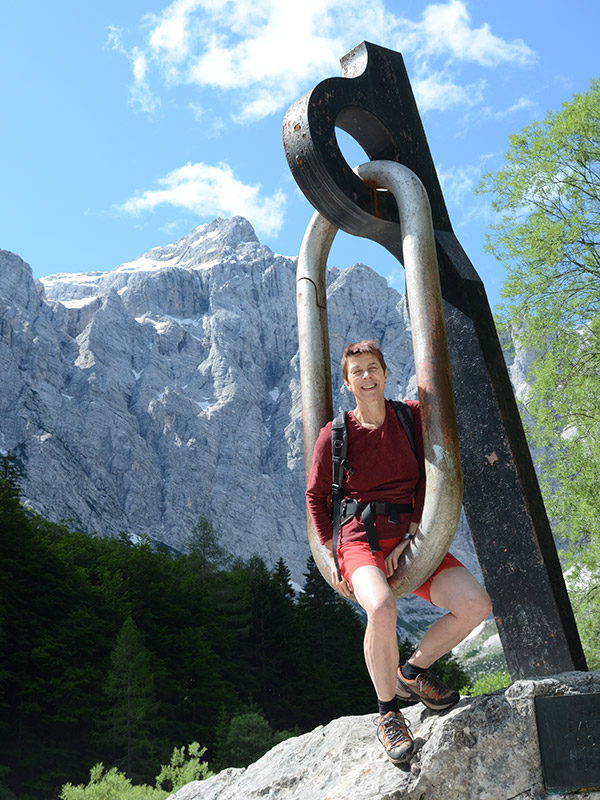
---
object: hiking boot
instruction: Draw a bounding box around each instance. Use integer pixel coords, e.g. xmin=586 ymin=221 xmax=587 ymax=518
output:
xmin=375 ymin=711 xmax=414 ymax=763
xmin=396 ymin=668 xmax=460 ymax=711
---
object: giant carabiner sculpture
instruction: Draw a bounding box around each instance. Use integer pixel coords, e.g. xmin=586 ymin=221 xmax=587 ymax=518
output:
xmin=298 ymin=160 xmax=463 ymax=599
xmin=286 ymin=41 xmax=586 ymax=678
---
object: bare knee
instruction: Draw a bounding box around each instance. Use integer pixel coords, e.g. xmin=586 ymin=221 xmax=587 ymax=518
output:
xmin=460 ymin=590 xmax=492 ymax=627
xmin=366 ymin=594 xmax=397 ymax=630
xmin=430 ymin=568 xmax=492 ymax=628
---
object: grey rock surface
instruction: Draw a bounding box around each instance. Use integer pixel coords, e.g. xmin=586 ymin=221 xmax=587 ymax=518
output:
xmin=1 ymin=216 xmax=526 ymax=637
xmin=167 ymin=670 xmax=600 ymax=800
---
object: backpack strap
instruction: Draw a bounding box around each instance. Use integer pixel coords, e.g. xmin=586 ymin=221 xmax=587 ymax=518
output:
xmin=390 ymin=399 xmax=417 ymax=462
xmin=390 ymin=400 xmax=422 ymax=511
xmin=331 ymin=412 xmax=353 ymax=581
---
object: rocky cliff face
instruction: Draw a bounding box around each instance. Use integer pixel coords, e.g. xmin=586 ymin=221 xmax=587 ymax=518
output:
xmin=167 ymin=669 xmax=600 ymax=800
xmin=1 ymin=216 xmax=494 ymax=633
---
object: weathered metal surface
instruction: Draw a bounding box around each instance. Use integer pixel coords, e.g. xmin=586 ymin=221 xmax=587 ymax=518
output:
xmin=298 ymin=161 xmax=463 ymax=598
xmin=283 ymin=40 xmax=587 ymax=678
xmin=282 ymin=41 xmax=451 ymax=263
xmin=297 ymin=211 xmax=337 ymax=587
xmin=356 ymin=161 xmax=463 ymax=597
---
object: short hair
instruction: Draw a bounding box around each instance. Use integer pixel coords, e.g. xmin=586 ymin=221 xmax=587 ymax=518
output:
xmin=340 ymin=340 xmax=387 ymax=381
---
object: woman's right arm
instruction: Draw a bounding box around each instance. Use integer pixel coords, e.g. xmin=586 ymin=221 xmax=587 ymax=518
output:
xmin=305 ymin=424 xmax=334 ymax=545
xmin=305 ymin=424 xmax=353 ymax=597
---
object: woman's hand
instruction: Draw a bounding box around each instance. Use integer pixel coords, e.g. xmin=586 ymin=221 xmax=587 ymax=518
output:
xmin=384 ymin=538 xmax=411 ymax=578
xmin=330 ymin=560 xmax=352 ymax=597
xmin=324 ymin=540 xmax=352 ymax=597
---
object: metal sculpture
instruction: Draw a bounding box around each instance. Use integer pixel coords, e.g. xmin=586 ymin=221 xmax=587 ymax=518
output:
xmin=284 ymin=41 xmax=587 ymax=679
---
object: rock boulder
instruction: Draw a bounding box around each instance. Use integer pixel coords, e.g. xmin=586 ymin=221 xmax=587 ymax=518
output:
xmin=168 ymin=670 xmax=600 ymax=800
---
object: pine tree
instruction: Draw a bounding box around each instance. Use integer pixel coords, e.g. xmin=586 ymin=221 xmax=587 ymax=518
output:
xmin=95 ymin=616 xmax=160 ymax=782
xmin=246 ymin=557 xmax=302 ymax=730
xmin=186 ymin=516 xmax=229 ymax=581
xmin=295 ymin=557 xmax=372 ymax=728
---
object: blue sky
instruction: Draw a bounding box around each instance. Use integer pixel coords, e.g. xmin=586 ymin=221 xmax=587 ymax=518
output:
xmin=1 ymin=0 xmax=598 ymax=308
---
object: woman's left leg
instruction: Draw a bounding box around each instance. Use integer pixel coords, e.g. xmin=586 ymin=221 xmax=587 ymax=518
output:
xmin=409 ymin=566 xmax=492 ymax=668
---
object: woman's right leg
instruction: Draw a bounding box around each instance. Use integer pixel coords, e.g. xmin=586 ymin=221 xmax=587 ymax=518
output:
xmin=351 ymin=564 xmax=399 ymax=702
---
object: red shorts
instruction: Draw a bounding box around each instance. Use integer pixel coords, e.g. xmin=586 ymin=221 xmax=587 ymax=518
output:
xmin=337 ymin=537 xmax=464 ymax=605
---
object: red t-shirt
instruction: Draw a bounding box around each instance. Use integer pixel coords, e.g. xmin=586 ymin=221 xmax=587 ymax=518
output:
xmin=305 ymin=399 xmax=425 ymax=546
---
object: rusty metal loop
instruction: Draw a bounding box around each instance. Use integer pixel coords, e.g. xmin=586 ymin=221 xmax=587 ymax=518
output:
xmin=283 ymin=42 xmax=452 ymax=265
xmin=298 ymin=160 xmax=463 ymax=599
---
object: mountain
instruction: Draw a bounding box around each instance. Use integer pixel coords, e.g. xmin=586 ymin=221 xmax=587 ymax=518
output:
xmin=1 ymin=216 xmax=494 ymax=636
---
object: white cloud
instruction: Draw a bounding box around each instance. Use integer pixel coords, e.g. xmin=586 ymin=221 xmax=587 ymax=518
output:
xmin=118 ymin=161 xmax=286 ymax=237
xmin=158 ymin=221 xmax=180 ymax=236
xmin=188 ymin=101 xmax=205 ymax=121
xmin=437 ymin=160 xmax=496 ymax=227
xmin=187 ymin=102 xmax=225 ymax=134
xmin=107 ymin=25 xmax=160 ymax=113
xmin=412 ymin=73 xmax=485 ymax=113
xmin=417 ymin=1 xmax=536 ymax=67
xmin=147 ymin=0 xmax=196 ymax=60
xmin=502 ymin=97 xmax=536 ymax=115
xmin=438 ymin=163 xmax=480 ymax=204
xmin=109 ymin=0 xmax=537 ymax=120
xmin=475 ymin=96 xmax=536 ymax=121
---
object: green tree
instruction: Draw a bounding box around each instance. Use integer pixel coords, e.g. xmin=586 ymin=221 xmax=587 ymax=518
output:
xmin=0 ymin=454 xmax=23 ymax=499
xmin=224 ymin=712 xmax=279 ymax=768
xmin=459 ymin=671 xmax=511 ymax=697
xmin=95 ymin=616 xmax=160 ymax=781
xmin=478 ymin=77 xmax=600 ymax=666
xmin=186 ymin=516 xmax=230 ymax=580
xmin=428 ymin=651 xmax=470 ymax=692
xmin=0 ymin=496 xmax=109 ymax=794
xmin=240 ymin=556 xmax=304 ymax=728
xmin=60 ymin=763 xmax=164 ymax=800
xmin=0 ymin=766 xmax=17 ymax=800
xmin=212 ymin=703 xmax=296 ymax=770
xmin=154 ymin=742 xmax=212 ymax=794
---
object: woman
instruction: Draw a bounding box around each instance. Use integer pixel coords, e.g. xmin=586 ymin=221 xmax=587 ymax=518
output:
xmin=306 ymin=340 xmax=492 ymax=763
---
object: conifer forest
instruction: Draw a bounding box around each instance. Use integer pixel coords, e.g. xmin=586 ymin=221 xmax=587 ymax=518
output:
xmin=0 ymin=459 xmax=468 ymax=799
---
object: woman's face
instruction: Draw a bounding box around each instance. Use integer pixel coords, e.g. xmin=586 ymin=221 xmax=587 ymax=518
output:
xmin=343 ymin=352 xmax=388 ymax=403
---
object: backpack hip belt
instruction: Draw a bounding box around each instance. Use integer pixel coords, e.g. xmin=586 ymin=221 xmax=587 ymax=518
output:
xmin=340 ymin=499 xmax=414 ymax=527
xmin=340 ymin=499 xmax=415 ymax=555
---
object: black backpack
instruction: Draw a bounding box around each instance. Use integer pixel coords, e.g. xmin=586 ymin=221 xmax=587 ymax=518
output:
xmin=330 ymin=400 xmax=418 ymax=581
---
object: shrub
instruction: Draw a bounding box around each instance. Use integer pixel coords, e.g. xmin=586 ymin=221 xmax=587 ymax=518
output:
xmin=60 ymin=743 xmax=212 ymax=800
xmin=460 ymin=671 xmax=511 ymax=696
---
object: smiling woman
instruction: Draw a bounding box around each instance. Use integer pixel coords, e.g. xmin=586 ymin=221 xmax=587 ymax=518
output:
xmin=305 ymin=337 xmax=491 ymax=763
